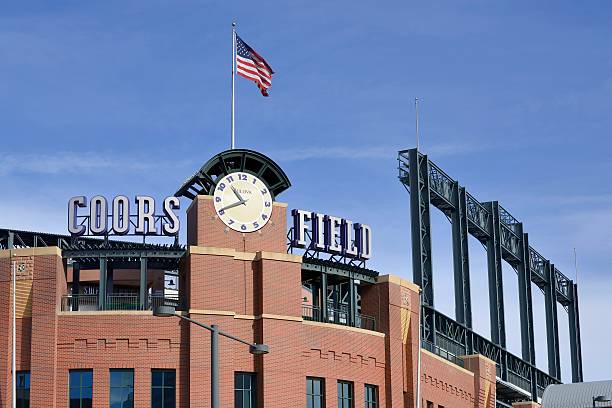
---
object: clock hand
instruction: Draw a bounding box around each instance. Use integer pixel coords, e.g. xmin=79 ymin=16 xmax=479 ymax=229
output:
xmin=219 ymin=199 xmax=248 ymax=212
xmin=231 ymin=185 xmax=247 ymax=204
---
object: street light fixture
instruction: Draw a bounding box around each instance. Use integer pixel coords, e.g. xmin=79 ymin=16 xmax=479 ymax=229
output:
xmin=152 ymin=304 xmax=269 ymax=408
xmin=593 ymin=395 xmax=611 ymax=408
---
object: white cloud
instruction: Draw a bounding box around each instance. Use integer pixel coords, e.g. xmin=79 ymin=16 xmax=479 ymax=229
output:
xmin=0 ymin=151 xmax=194 ymax=176
xmin=270 ymin=141 xmax=494 ymax=162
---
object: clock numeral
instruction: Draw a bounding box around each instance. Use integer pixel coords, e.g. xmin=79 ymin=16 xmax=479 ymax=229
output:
xmin=253 ymin=222 xmax=259 ymax=228
xmin=218 ymin=210 xmax=225 ymax=215
xmin=228 ymin=219 xmax=235 ymax=225
xmin=262 ymin=214 xmax=268 ymax=220
xmin=264 ymin=202 xmax=271 ymax=207
xmin=218 ymin=182 xmax=226 ymax=191
xmin=252 ymin=177 xmax=257 ymax=184
xmin=239 ymin=174 xmax=247 ymax=181
xmin=226 ymin=175 xmax=234 ymax=183
xmin=241 ymin=224 xmax=247 ymax=231
xmin=215 ymin=197 xmax=221 ymax=203
xmin=261 ymin=188 xmax=268 ymax=195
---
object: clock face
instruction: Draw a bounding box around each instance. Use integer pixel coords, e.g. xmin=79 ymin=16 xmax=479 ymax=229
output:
xmin=213 ymin=172 xmax=273 ymax=233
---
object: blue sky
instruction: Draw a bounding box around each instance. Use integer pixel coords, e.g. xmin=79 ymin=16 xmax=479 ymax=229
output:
xmin=1 ymin=1 xmax=611 ymax=382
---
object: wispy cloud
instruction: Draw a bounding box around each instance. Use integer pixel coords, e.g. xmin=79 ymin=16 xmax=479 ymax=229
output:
xmin=270 ymin=142 xmax=495 ymax=162
xmin=0 ymin=151 xmax=194 ymax=176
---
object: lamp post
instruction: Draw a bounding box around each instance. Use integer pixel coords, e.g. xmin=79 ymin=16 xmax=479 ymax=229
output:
xmin=593 ymin=395 xmax=611 ymax=408
xmin=152 ymin=305 xmax=269 ymax=408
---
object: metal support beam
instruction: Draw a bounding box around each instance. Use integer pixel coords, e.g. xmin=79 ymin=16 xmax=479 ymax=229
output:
xmin=485 ymin=202 xmax=506 ymax=348
xmin=140 ymin=257 xmax=148 ymax=310
xmin=8 ymin=231 xmax=14 ymax=249
xmin=348 ymin=277 xmax=356 ymax=327
xmin=517 ymin=231 xmax=537 ymax=400
xmin=408 ymin=149 xmax=435 ymax=345
xmin=568 ymin=283 xmax=583 ymax=382
xmin=72 ymin=262 xmax=81 ymax=311
xmin=544 ymin=262 xmax=561 ymax=379
xmin=452 ymin=183 xmax=472 ymax=329
xmin=518 ymin=231 xmax=536 ymax=363
xmin=320 ymin=271 xmax=328 ymax=322
xmin=211 ymin=324 xmax=219 ymax=408
xmin=106 ymin=266 xmax=114 ymax=296
xmin=98 ymin=257 xmax=107 ymax=310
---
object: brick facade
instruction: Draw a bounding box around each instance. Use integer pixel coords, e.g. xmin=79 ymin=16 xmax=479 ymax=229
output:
xmin=0 ymin=197 xmax=506 ymax=407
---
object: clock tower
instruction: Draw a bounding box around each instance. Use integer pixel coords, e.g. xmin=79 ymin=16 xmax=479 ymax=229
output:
xmin=175 ymin=149 xmax=304 ymax=407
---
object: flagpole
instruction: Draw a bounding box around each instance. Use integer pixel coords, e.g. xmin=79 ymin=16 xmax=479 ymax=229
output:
xmin=231 ymin=22 xmax=236 ymax=150
xmin=415 ymin=97 xmax=420 ymax=150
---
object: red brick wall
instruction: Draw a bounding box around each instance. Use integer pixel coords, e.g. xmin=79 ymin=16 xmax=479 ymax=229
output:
xmin=186 ymin=195 xmax=287 ymax=253
xmin=420 ymin=351 xmax=476 ymax=408
xmin=56 ymin=314 xmax=190 ymax=408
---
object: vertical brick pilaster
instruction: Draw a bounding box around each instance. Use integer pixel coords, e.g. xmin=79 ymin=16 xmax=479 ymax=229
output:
xmin=462 ymin=354 xmax=497 ymax=408
xmin=29 ymin=254 xmax=62 ymax=407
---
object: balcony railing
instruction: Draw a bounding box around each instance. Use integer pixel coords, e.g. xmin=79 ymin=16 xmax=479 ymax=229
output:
xmin=61 ymin=293 xmax=182 ymax=312
xmin=302 ymin=304 xmax=377 ymax=331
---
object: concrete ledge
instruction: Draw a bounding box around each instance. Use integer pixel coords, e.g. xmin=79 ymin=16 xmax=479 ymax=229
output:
xmin=422 ymin=349 xmax=475 ymax=377
xmin=254 ymin=251 xmax=302 ymax=264
xmin=58 ymin=310 xmax=153 ymax=316
xmin=377 ymin=274 xmax=420 ymax=293
xmin=260 ymin=313 xmax=303 ymax=322
xmin=0 ymin=247 xmax=62 ymax=258
xmin=188 ymin=246 xmax=256 ymax=261
xmin=302 ymin=320 xmax=386 ymax=337
xmin=188 ymin=246 xmax=302 ymax=264
xmin=189 ymin=309 xmax=236 ymax=316
xmin=189 ymin=310 xmax=300 ymax=322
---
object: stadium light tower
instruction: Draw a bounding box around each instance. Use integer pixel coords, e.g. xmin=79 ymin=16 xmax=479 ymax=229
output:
xmin=152 ymin=304 xmax=269 ymax=408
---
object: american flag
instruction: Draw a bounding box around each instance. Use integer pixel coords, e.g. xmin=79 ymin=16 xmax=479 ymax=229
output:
xmin=235 ymin=35 xmax=274 ymax=96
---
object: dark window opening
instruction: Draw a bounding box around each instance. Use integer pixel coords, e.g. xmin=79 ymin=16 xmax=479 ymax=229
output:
xmin=337 ymin=381 xmax=353 ymax=408
xmin=16 ymin=371 xmax=30 ymax=408
xmin=235 ymin=372 xmax=257 ymax=408
xmin=306 ymin=377 xmax=325 ymax=408
xmin=110 ymin=369 xmax=134 ymax=408
xmin=69 ymin=369 xmax=93 ymax=408
xmin=151 ymin=369 xmax=176 ymax=408
xmin=364 ymin=384 xmax=378 ymax=408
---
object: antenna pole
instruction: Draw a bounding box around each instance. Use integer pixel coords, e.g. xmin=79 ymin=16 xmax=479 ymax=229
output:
xmin=231 ymin=22 xmax=236 ymax=149
xmin=573 ymin=248 xmax=578 ymax=285
xmin=415 ymin=97 xmax=420 ymax=150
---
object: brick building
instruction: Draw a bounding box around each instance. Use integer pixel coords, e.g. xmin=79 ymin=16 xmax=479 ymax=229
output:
xmin=0 ymin=149 xmax=509 ymax=408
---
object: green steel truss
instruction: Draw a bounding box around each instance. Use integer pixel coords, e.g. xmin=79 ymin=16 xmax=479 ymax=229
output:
xmin=398 ymin=148 xmax=583 ymax=403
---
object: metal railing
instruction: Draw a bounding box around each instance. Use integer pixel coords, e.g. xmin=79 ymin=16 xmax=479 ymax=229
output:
xmin=302 ymin=304 xmax=377 ymax=331
xmin=61 ymin=293 xmax=182 ymax=312
xmin=421 ymin=339 xmax=465 ymax=368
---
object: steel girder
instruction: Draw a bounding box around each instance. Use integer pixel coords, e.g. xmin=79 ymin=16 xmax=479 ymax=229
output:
xmin=397 ymin=148 xmax=583 ymax=389
xmin=452 ymin=183 xmax=473 ymax=336
xmin=517 ymin=230 xmax=537 ymax=400
xmin=403 ymin=149 xmax=436 ymax=345
xmin=569 ymin=283 xmax=583 ymax=382
xmin=425 ymin=305 xmax=560 ymax=399
xmin=544 ymin=262 xmax=561 ymax=379
xmin=485 ymin=201 xmax=507 ymax=348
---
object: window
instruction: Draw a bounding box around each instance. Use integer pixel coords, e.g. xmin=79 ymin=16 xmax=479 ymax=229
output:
xmin=364 ymin=384 xmax=378 ymax=408
xmin=151 ymin=369 xmax=176 ymax=408
xmin=306 ymin=377 xmax=325 ymax=408
xmin=69 ymin=370 xmax=93 ymax=408
xmin=235 ymin=372 xmax=256 ymax=408
xmin=16 ymin=371 xmax=30 ymax=408
xmin=337 ymin=381 xmax=353 ymax=408
xmin=426 ymin=402 xmax=433 ymax=408
xmin=110 ymin=369 xmax=134 ymax=408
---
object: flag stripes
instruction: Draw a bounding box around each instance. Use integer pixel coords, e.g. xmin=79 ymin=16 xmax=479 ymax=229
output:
xmin=235 ymin=35 xmax=274 ymax=96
